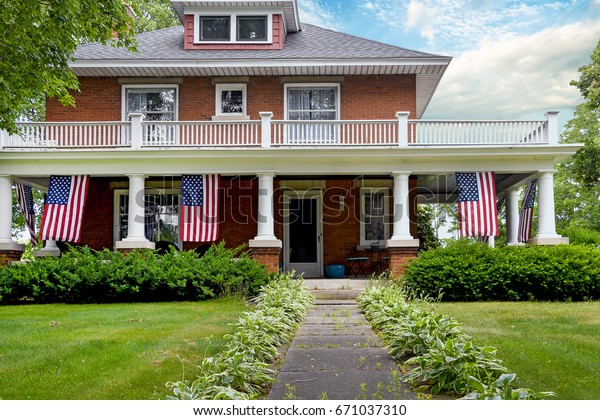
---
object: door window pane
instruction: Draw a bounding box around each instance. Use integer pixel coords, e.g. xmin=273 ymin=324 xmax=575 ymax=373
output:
xmin=200 ymin=16 xmax=230 ymax=41
xmin=237 ymin=16 xmax=267 ymax=41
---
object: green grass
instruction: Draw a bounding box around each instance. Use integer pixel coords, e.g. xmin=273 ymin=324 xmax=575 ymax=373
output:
xmin=0 ymin=298 xmax=249 ymax=400
xmin=433 ymin=301 xmax=600 ymax=400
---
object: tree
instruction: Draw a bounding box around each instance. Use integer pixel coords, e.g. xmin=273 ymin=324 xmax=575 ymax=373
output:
xmin=130 ymin=0 xmax=179 ymax=33
xmin=556 ymin=39 xmax=600 ymax=231
xmin=0 ymin=0 xmax=137 ymax=134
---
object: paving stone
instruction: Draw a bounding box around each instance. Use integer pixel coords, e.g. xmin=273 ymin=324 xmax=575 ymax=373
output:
xmin=291 ymin=335 xmax=385 ymax=349
xmin=279 ymin=348 xmax=397 ymax=372
xmin=295 ymin=323 xmax=374 ymax=336
xmin=268 ymin=370 xmax=412 ymax=400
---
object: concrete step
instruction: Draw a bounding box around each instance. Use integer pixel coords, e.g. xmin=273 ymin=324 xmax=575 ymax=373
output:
xmin=308 ymin=289 xmax=362 ymax=300
xmin=303 ymin=279 xmax=369 ymax=290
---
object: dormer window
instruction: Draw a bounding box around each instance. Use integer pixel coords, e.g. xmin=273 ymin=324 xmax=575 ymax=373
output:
xmin=237 ymin=16 xmax=267 ymax=41
xmin=195 ymin=13 xmax=271 ymax=44
xmin=200 ymin=16 xmax=230 ymax=41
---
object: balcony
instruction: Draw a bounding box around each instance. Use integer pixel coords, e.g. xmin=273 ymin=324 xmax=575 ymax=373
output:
xmin=0 ymin=112 xmax=559 ymax=151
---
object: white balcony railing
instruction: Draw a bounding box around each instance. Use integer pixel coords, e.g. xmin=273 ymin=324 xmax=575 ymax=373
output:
xmin=409 ymin=120 xmax=548 ymax=145
xmin=0 ymin=112 xmax=560 ymax=150
xmin=0 ymin=122 xmax=130 ymax=148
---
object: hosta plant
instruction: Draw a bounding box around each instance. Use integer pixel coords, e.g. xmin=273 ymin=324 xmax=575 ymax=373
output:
xmin=462 ymin=373 xmax=556 ymax=400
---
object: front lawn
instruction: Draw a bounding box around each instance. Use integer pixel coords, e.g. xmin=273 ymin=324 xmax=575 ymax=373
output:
xmin=434 ymin=301 xmax=600 ymax=400
xmin=0 ymin=298 xmax=249 ymax=399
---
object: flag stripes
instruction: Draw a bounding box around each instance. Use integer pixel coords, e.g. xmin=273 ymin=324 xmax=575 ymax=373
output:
xmin=181 ymin=174 xmax=220 ymax=242
xmin=456 ymin=172 xmax=498 ymax=237
xmin=15 ymin=183 xmax=38 ymax=246
xmin=518 ymin=179 xmax=537 ymax=243
xmin=40 ymin=175 xmax=90 ymax=243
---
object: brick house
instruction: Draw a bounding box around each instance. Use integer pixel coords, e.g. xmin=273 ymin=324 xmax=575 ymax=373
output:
xmin=0 ymin=1 xmax=578 ymax=275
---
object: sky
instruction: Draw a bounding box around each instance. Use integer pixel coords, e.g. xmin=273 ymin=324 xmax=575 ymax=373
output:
xmin=297 ymin=0 xmax=600 ymax=131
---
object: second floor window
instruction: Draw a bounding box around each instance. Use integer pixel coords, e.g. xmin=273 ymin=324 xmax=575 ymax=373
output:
xmin=125 ymin=87 xmax=176 ymax=121
xmin=216 ymin=84 xmax=247 ymax=117
xmin=287 ymin=86 xmax=338 ymax=121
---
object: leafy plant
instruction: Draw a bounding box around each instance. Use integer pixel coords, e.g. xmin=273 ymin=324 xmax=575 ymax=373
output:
xmin=403 ymin=241 xmax=600 ymax=302
xmin=167 ymin=272 xmax=315 ymax=400
xmin=462 ymin=373 xmax=556 ymax=400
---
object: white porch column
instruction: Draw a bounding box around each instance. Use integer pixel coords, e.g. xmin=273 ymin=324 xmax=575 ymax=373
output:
xmin=0 ymin=176 xmax=25 ymax=253
xmin=387 ymin=171 xmax=419 ymax=248
xmin=530 ymin=170 xmax=568 ymax=245
xmin=115 ymin=174 xmax=155 ymax=250
xmin=249 ymin=173 xmax=280 ymax=246
xmin=506 ymin=188 xmax=521 ymax=246
xmin=545 ymin=111 xmax=559 ymax=146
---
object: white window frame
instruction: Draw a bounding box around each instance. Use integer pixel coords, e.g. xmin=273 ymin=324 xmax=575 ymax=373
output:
xmin=283 ymin=83 xmax=341 ymax=121
xmin=121 ymin=84 xmax=179 ymax=121
xmin=359 ymin=187 xmax=390 ymax=247
xmin=113 ymin=188 xmax=182 ymax=249
xmin=193 ymin=11 xmax=273 ymax=44
xmin=215 ymin=83 xmax=247 ymax=117
xmin=283 ymin=83 xmax=340 ymax=144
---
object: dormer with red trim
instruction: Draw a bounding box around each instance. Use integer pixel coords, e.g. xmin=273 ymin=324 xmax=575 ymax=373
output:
xmin=170 ymin=0 xmax=300 ymax=50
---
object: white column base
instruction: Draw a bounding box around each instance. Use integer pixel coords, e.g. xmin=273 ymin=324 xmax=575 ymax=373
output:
xmin=115 ymin=239 xmax=156 ymax=250
xmin=386 ymin=239 xmax=420 ymax=248
xmin=34 ymin=240 xmax=61 ymax=257
xmin=249 ymin=239 xmax=282 ymax=249
xmin=528 ymin=236 xmax=569 ymax=245
xmin=506 ymin=242 xmax=525 ymax=247
xmin=0 ymin=242 xmax=26 ymax=252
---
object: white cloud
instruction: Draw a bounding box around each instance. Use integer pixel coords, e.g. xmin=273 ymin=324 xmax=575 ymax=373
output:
xmin=298 ymin=0 xmax=340 ymax=30
xmin=406 ymin=0 xmax=440 ymax=41
xmin=424 ymin=21 xmax=600 ymax=121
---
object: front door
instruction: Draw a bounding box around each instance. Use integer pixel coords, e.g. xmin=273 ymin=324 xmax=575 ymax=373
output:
xmin=284 ymin=191 xmax=323 ymax=278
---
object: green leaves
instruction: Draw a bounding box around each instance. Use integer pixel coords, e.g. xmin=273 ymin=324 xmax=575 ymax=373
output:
xmin=358 ymin=283 xmax=555 ymax=399
xmin=168 ymin=272 xmax=315 ymax=400
xmin=0 ymin=243 xmax=271 ymax=304
xmin=402 ymin=241 xmax=600 ymax=302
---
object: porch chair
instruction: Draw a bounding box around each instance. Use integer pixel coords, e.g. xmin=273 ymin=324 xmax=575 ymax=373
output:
xmin=345 ymin=243 xmax=369 ymax=278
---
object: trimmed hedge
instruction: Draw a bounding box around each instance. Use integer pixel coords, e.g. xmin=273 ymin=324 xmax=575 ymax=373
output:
xmin=403 ymin=241 xmax=600 ymax=301
xmin=0 ymin=242 xmax=270 ymax=304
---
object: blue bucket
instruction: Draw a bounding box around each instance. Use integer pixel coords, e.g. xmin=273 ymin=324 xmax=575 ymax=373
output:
xmin=325 ymin=264 xmax=345 ymax=278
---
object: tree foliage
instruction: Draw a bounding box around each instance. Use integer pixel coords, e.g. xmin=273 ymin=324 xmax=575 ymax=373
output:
xmin=0 ymin=0 xmax=137 ymax=133
xmin=556 ymin=39 xmax=600 ymax=231
xmin=130 ymin=0 xmax=179 ymax=33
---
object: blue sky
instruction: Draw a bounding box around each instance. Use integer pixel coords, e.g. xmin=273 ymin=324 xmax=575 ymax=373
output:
xmin=298 ymin=0 xmax=600 ymax=131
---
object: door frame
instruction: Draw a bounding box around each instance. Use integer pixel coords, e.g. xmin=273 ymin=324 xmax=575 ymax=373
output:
xmin=283 ymin=189 xmax=324 ymax=278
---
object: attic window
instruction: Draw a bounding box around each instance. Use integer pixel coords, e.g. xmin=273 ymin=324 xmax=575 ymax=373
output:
xmin=200 ymin=16 xmax=230 ymax=41
xmin=237 ymin=16 xmax=267 ymax=41
xmin=196 ymin=14 xmax=270 ymax=43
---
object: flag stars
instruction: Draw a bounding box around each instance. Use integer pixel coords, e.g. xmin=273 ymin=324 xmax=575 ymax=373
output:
xmin=47 ymin=176 xmax=72 ymax=204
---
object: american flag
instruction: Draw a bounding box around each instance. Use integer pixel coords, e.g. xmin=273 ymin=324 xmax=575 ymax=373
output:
xmin=180 ymin=174 xmax=220 ymax=242
xmin=518 ymin=179 xmax=537 ymax=243
xmin=40 ymin=175 xmax=90 ymax=243
xmin=15 ymin=183 xmax=38 ymax=246
xmin=456 ymin=172 xmax=498 ymax=237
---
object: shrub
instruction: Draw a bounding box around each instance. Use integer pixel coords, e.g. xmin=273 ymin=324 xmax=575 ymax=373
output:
xmin=168 ymin=272 xmax=315 ymax=400
xmin=403 ymin=241 xmax=600 ymax=301
xmin=358 ymin=283 xmax=554 ymax=399
xmin=558 ymin=225 xmax=600 ymax=246
xmin=0 ymin=242 xmax=271 ymax=304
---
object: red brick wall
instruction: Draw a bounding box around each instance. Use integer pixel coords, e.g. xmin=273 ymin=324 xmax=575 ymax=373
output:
xmin=46 ymin=78 xmax=121 ymax=121
xmin=184 ymin=14 xmax=284 ymax=50
xmin=46 ymin=75 xmax=416 ymax=122
xmin=341 ymin=75 xmax=417 ymax=120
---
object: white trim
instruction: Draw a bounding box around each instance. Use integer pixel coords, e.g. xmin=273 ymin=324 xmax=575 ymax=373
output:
xmin=283 ymin=83 xmax=341 ymax=120
xmin=215 ymin=83 xmax=247 ymax=117
xmin=283 ymin=189 xmax=323 ymax=278
xmin=193 ymin=11 xmax=274 ymax=44
xmin=121 ymin=84 xmax=179 ymax=121
xmin=359 ymin=187 xmax=390 ymax=247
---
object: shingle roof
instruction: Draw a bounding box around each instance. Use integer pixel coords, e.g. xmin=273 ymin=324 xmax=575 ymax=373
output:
xmin=73 ymin=23 xmax=448 ymax=61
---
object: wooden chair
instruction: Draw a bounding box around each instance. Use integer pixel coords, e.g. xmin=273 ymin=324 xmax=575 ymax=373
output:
xmin=345 ymin=243 xmax=369 ymax=278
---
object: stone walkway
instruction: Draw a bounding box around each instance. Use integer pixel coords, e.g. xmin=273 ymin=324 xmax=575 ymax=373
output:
xmin=268 ymin=295 xmax=412 ymax=400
